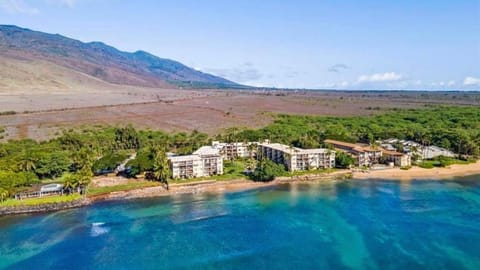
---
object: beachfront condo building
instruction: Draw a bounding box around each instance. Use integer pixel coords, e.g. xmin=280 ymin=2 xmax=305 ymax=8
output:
xmin=168 ymin=146 xmax=223 ymax=179
xmin=382 ymin=150 xmax=412 ymax=167
xmin=324 ymin=139 xmax=411 ymax=167
xmin=211 ymin=141 xmax=256 ymax=160
xmin=193 ymin=146 xmax=224 ymax=176
xmin=168 ymin=155 xmax=204 ymax=179
xmin=258 ymin=142 xmax=335 ymax=172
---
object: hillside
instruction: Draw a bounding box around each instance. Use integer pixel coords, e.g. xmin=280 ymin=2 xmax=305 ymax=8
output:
xmin=0 ymin=25 xmax=241 ymax=90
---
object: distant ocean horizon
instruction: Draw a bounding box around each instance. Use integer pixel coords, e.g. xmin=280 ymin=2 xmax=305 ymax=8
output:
xmin=1 ymin=176 xmax=480 ymax=270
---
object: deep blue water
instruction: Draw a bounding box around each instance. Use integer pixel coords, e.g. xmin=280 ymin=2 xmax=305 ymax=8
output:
xmin=1 ymin=177 xmax=480 ymax=270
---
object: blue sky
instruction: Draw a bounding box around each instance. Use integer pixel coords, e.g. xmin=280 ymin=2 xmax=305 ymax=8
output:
xmin=1 ymin=0 xmax=479 ymax=90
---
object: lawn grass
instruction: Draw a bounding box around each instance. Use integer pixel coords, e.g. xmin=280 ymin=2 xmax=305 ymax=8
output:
xmin=87 ymin=181 xmax=160 ymax=197
xmin=0 ymin=194 xmax=82 ymax=208
xmin=417 ymin=157 xmax=474 ymax=169
xmin=287 ymin=168 xmax=338 ymax=177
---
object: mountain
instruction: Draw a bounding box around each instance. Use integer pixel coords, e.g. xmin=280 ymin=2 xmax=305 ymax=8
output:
xmin=0 ymin=25 xmax=243 ymax=90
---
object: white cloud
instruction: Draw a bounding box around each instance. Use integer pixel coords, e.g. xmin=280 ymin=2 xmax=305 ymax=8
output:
xmin=340 ymin=81 xmax=349 ymax=87
xmin=45 ymin=0 xmax=77 ymax=7
xmin=463 ymin=76 xmax=480 ymax=86
xmin=447 ymin=80 xmax=455 ymax=86
xmin=0 ymin=0 xmax=39 ymax=14
xmin=358 ymin=72 xmax=403 ymax=83
xmin=61 ymin=0 xmax=76 ymax=7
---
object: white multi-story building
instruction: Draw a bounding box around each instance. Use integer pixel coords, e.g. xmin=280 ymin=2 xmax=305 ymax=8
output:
xmin=168 ymin=146 xmax=223 ymax=179
xmin=168 ymin=155 xmax=203 ymax=179
xmin=258 ymin=142 xmax=335 ymax=172
xmin=211 ymin=141 xmax=256 ymax=160
xmin=193 ymin=146 xmax=224 ymax=176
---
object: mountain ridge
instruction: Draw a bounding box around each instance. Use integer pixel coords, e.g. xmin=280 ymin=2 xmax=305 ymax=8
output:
xmin=0 ymin=25 xmax=243 ymax=89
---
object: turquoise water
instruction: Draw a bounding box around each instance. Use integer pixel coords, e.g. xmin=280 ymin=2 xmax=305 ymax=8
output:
xmin=1 ymin=177 xmax=480 ymax=270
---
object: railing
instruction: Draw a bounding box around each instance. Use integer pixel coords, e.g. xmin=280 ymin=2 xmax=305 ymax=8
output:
xmin=14 ymin=190 xmax=64 ymax=200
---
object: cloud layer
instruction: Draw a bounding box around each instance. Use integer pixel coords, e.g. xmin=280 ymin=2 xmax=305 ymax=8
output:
xmin=358 ymin=72 xmax=403 ymax=83
xmin=328 ymin=64 xmax=349 ymax=73
xmin=464 ymin=76 xmax=480 ymax=86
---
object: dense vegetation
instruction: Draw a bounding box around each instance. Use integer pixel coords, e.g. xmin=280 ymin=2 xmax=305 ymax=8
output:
xmin=92 ymin=151 xmax=130 ymax=174
xmin=216 ymin=106 xmax=480 ymax=156
xmin=0 ymin=125 xmax=208 ymax=199
xmin=335 ymin=152 xmax=356 ymax=169
xmin=251 ymin=158 xmax=286 ymax=182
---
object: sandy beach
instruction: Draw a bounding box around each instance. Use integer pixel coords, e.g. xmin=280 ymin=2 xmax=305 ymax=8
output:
xmin=353 ymin=161 xmax=480 ymax=180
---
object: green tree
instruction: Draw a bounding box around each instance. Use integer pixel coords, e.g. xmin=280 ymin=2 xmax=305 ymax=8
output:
xmin=0 ymin=187 xmax=8 ymax=202
xmin=34 ymin=152 xmax=70 ymax=179
xmin=114 ymin=125 xmax=140 ymax=150
xmin=251 ymin=159 xmax=286 ymax=182
xmin=63 ymin=174 xmax=79 ymax=194
xmin=335 ymin=152 xmax=355 ymax=169
xmin=153 ymin=149 xmax=171 ymax=190
xmin=72 ymin=147 xmax=95 ymax=195
xmin=17 ymin=151 xmax=37 ymax=173
xmin=77 ymin=166 xmax=93 ymax=195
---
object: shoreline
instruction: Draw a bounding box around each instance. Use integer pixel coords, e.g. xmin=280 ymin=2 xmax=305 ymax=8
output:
xmin=352 ymin=161 xmax=480 ymax=180
xmin=1 ymin=163 xmax=479 ymax=216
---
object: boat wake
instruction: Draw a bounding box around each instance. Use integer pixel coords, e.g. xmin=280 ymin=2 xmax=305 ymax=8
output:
xmin=91 ymin=222 xmax=110 ymax=237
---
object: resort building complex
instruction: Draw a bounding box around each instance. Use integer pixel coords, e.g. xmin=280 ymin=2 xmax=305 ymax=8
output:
xmin=324 ymin=139 xmax=383 ymax=167
xmin=324 ymin=139 xmax=412 ymax=167
xmin=168 ymin=136 xmax=445 ymax=180
xmin=380 ymin=139 xmax=455 ymax=160
xmin=258 ymin=142 xmax=335 ymax=172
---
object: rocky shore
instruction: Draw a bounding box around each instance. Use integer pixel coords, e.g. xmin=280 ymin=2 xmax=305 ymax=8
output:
xmin=0 ymin=199 xmax=90 ymax=216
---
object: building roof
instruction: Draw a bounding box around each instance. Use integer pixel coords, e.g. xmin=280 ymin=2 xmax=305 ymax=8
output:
xmin=260 ymin=143 xmax=331 ymax=155
xmin=168 ymin=155 xmax=201 ymax=162
xmin=193 ymin=146 xmax=221 ymax=156
xmin=260 ymin=143 xmax=297 ymax=153
xmin=324 ymin=139 xmax=380 ymax=153
xmin=381 ymin=149 xmax=405 ymax=156
xmin=40 ymin=183 xmax=63 ymax=192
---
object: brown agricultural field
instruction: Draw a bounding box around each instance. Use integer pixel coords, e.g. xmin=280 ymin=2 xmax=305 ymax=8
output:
xmin=0 ymin=88 xmax=479 ymax=141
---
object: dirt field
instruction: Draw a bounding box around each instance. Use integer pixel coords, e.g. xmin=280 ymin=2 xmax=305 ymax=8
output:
xmin=1 ymin=88 xmax=479 ymax=140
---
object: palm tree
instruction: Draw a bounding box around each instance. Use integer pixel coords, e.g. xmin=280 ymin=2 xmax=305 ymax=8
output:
xmin=76 ymin=166 xmax=93 ymax=196
xmin=18 ymin=149 xmax=37 ymax=172
xmin=70 ymin=148 xmax=95 ymax=196
xmin=247 ymin=142 xmax=257 ymax=160
xmin=63 ymin=174 xmax=79 ymax=194
xmin=0 ymin=188 xmax=9 ymax=202
xmin=153 ymin=149 xmax=171 ymax=190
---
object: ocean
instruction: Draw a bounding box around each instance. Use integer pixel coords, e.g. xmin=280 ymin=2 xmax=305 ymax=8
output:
xmin=1 ymin=176 xmax=479 ymax=270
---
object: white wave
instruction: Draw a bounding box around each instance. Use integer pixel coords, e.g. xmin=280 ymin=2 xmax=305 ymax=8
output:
xmin=91 ymin=222 xmax=110 ymax=237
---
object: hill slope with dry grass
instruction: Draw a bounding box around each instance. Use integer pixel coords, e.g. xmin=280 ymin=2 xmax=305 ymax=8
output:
xmin=0 ymin=25 xmax=241 ymax=92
